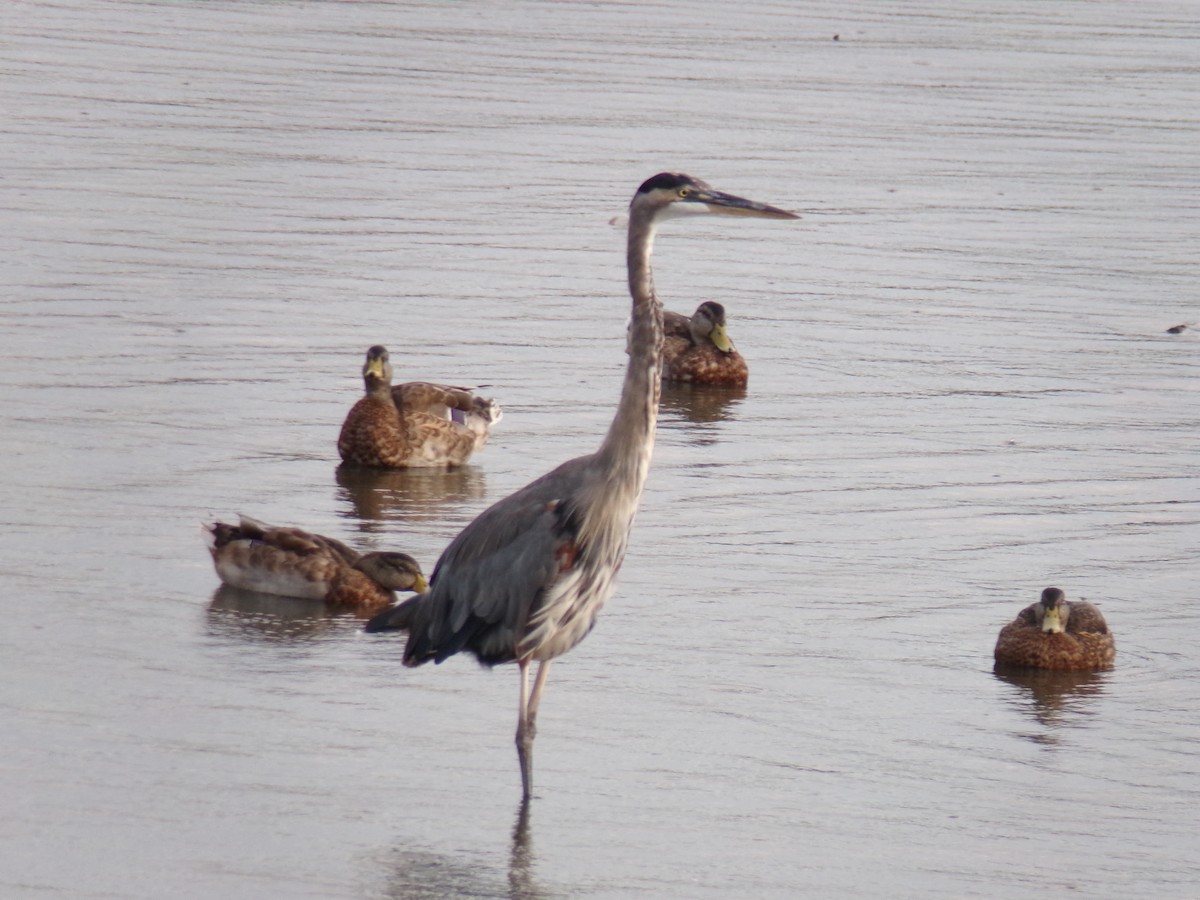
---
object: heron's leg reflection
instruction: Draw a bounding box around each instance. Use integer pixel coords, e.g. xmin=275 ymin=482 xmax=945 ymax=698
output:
xmin=509 ymin=797 xmax=538 ymax=900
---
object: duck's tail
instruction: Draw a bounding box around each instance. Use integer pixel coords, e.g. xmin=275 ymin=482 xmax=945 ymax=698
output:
xmin=204 ymin=514 xmax=272 ymax=550
xmin=452 ymin=397 xmax=502 ymax=450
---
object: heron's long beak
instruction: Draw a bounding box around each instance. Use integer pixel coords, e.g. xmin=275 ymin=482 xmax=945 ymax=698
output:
xmin=1041 ymin=606 xmax=1065 ymax=634
xmin=709 ymin=323 xmax=734 ymax=353
xmin=695 ymin=188 xmax=799 ymax=220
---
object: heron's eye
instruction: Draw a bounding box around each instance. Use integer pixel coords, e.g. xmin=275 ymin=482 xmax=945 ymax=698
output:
xmin=678 ymin=187 xmax=690 ymax=198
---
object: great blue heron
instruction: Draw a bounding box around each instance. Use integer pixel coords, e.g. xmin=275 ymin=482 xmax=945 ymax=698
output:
xmin=993 ymin=587 xmax=1116 ymax=671
xmin=207 ymin=515 xmax=427 ymax=614
xmin=338 ymin=345 xmax=502 ymax=468
xmin=661 ymin=300 xmax=749 ymax=386
xmin=366 ymin=173 xmax=797 ymax=798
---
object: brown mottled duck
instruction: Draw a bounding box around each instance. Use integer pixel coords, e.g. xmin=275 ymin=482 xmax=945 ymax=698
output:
xmin=994 ymin=587 xmax=1115 ymax=671
xmin=338 ymin=345 xmax=502 ymax=468
xmin=206 ymin=515 xmax=427 ymax=614
xmin=660 ymin=301 xmax=749 ymax=386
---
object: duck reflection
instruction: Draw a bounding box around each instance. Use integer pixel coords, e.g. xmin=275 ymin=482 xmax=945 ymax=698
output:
xmin=658 ymin=382 xmax=747 ymax=431
xmin=993 ymin=666 xmax=1110 ymax=735
xmin=335 ymin=464 xmax=487 ymax=524
xmin=206 ymin=584 xmax=346 ymax=644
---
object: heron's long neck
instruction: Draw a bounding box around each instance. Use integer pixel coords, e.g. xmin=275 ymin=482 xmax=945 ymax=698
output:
xmin=596 ymin=207 xmax=662 ymax=488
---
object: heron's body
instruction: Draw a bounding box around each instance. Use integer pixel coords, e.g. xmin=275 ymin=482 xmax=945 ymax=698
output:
xmin=662 ymin=301 xmax=749 ymax=386
xmin=387 ymin=454 xmax=630 ymax=666
xmin=367 ymin=173 xmax=797 ymax=798
xmin=994 ymin=587 xmax=1115 ymax=672
xmin=338 ymin=346 xmax=501 ymax=468
xmin=206 ymin=515 xmax=426 ymax=613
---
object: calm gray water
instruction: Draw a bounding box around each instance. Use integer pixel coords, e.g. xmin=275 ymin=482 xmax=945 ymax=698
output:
xmin=2 ymin=1 xmax=1199 ymax=897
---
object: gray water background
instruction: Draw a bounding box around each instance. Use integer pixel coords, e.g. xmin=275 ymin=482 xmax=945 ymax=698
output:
xmin=2 ymin=1 xmax=1198 ymax=897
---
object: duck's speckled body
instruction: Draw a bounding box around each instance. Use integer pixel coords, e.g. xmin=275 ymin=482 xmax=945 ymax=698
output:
xmin=661 ymin=301 xmax=749 ymax=386
xmin=206 ymin=515 xmax=426 ymax=613
xmin=338 ymin=345 xmax=501 ymax=468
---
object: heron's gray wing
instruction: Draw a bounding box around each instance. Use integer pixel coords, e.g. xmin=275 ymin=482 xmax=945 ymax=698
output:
xmin=433 ymin=455 xmax=591 ymax=623
xmin=399 ymin=455 xmax=592 ymax=663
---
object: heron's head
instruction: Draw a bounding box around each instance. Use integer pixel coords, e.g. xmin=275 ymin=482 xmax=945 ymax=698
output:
xmin=631 ymin=172 xmax=799 ymax=223
xmin=362 ymin=345 xmax=394 ymax=390
xmin=1037 ymin=587 xmax=1068 ymax=633
xmin=355 ymin=551 xmax=428 ymax=593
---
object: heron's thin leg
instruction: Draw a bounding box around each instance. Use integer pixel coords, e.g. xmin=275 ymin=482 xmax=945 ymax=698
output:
xmin=526 ymin=660 xmax=552 ymax=738
xmin=515 ymin=658 xmax=533 ymax=799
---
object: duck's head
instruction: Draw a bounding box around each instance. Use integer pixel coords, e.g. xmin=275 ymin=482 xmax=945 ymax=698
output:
xmin=362 ymin=345 xmax=394 ymax=392
xmin=1036 ymin=587 xmax=1069 ymax=633
xmin=692 ymin=301 xmax=733 ymax=352
xmin=355 ymin=552 xmax=428 ymax=593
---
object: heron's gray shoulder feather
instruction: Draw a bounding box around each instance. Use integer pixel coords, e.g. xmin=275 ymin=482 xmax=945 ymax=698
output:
xmin=428 ymin=454 xmax=592 ymax=626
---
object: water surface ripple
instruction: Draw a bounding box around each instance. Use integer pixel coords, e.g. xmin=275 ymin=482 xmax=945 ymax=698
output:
xmin=2 ymin=2 xmax=1198 ymax=898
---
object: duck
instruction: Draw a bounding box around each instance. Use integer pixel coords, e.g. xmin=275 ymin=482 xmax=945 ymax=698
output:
xmin=205 ymin=515 xmax=427 ymax=614
xmin=994 ymin=587 xmax=1115 ymax=671
xmin=338 ymin=345 xmax=502 ymax=468
xmin=661 ymin=301 xmax=749 ymax=386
